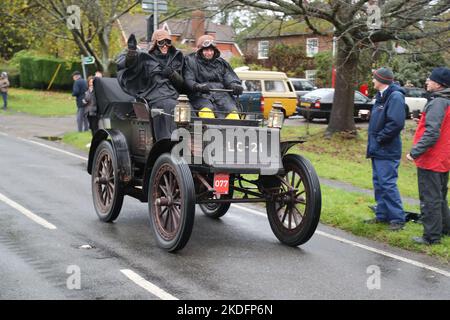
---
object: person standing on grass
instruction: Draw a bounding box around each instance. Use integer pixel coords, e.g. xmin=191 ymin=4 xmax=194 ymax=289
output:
xmin=406 ymin=67 xmax=450 ymax=245
xmin=0 ymin=72 xmax=10 ymax=110
xmin=83 ymin=76 xmax=98 ymax=135
xmin=365 ymin=67 xmax=406 ymax=231
xmin=72 ymin=71 xmax=88 ymax=132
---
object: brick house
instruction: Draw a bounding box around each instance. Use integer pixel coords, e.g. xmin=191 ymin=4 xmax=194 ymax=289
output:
xmin=243 ymin=28 xmax=333 ymax=82
xmin=117 ymin=11 xmax=242 ymax=60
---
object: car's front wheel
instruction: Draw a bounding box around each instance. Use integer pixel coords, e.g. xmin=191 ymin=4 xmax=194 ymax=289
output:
xmin=265 ymin=154 xmax=322 ymax=246
xmin=148 ymin=153 xmax=195 ymax=252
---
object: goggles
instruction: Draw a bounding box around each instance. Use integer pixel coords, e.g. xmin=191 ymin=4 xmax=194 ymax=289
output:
xmin=201 ymin=39 xmax=216 ymax=48
xmin=156 ymin=39 xmax=172 ymax=47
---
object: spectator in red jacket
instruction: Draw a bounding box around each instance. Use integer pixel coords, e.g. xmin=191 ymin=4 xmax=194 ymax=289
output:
xmin=407 ymin=67 xmax=450 ymax=245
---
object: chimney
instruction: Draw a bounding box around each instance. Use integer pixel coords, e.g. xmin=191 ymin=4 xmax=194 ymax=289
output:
xmin=191 ymin=10 xmax=205 ymax=42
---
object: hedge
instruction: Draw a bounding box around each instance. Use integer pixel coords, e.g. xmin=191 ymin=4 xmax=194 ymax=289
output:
xmin=19 ymin=56 xmax=98 ymax=90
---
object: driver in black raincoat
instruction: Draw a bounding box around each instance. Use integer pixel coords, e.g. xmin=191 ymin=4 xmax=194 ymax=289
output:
xmin=183 ymin=35 xmax=243 ymax=119
xmin=116 ymin=29 xmax=184 ymax=141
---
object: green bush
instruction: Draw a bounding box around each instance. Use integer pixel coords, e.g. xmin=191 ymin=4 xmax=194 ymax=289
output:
xmin=19 ymin=54 xmax=96 ymax=90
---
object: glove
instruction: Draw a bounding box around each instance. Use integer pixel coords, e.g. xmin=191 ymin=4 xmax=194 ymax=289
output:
xmin=162 ymin=66 xmax=173 ymax=78
xmin=230 ymin=83 xmax=243 ymax=96
xmin=193 ymin=83 xmax=210 ymax=94
xmin=127 ymin=34 xmax=137 ymax=51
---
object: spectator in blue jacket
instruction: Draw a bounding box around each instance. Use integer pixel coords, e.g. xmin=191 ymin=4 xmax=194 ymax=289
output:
xmin=365 ymin=67 xmax=406 ymax=231
xmin=72 ymin=71 xmax=88 ymax=132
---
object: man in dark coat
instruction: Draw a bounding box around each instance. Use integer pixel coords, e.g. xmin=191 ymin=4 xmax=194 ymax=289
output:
xmin=407 ymin=67 xmax=450 ymax=245
xmin=72 ymin=71 xmax=88 ymax=132
xmin=183 ymin=35 xmax=243 ymax=119
xmin=365 ymin=67 xmax=406 ymax=231
xmin=117 ymin=29 xmax=184 ymax=141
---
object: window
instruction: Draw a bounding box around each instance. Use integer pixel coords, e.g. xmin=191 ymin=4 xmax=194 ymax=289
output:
xmin=305 ymin=70 xmax=317 ymax=83
xmin=354 ymin=91 xmax=368 ymax=102
xmin=306 ymin=38 xmax=319 ymax=57
xmin=264 ymin=80 xmax=285 ymax=92
xmin=258 ymin=41 xmax=269 ymax=59
xmin=243 ymin=80 xmax=262 ymax=92
xmin=293 ymin=80 xmax=315 ymax=91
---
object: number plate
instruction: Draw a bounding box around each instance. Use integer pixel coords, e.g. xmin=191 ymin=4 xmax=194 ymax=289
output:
xmin=214 ymin=173 xmax=229 ymax=195
xmin=301 ymin=102 xmax=311 ymax=107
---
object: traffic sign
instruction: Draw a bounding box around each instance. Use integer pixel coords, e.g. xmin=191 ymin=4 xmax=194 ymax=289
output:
xmin=82 ymin=56 xmax=95 ymax=65
xmin=142 ymin=0 xmax=168 ymax=13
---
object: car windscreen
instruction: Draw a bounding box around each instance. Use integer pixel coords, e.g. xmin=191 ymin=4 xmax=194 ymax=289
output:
xmin=404 ymin=88 xmax=426 ymax=98
xmin=300 ymin=80 xmax=315 ymax=90
xmin=303 ymin=89 xmax=333 ymax=101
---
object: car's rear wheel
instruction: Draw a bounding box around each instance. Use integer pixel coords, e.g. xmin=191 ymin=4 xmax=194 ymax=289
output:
xmin=92 ymin=140 xmax=124 ymax=222
xmin=148 ymin=153 xmax=195 ymax=252
xmin=265 ymin=154 xmax=321 ymax=246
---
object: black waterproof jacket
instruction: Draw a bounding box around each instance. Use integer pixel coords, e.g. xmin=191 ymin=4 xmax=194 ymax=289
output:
xmin=116 ymin=47 xmax=184 ymax=104
xmin=183 ymin=51 xmax=241 ymax=113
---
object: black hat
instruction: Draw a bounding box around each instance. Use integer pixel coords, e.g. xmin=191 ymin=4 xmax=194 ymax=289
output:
xmin=72 ymin=71 xmax=81 ymax=77
xmin=373 ymin=67 xmax=394 ymax=85
xmin=429 ymin=67 xmax=450 ymax=88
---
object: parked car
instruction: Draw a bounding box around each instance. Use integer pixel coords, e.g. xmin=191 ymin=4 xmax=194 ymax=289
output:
xmin=289 ymin=78 xmax=317 ymax=99
xmin=297 ymin=88 xmax=373 ymax=122
xmin=402 ymin=87 xmax=427 ymax=117
xmin=236 ymin=70 xmax=298 ymax=119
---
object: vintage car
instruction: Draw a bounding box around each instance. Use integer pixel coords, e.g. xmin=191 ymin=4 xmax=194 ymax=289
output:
xmin=87 ymin=78 xmax=322 ymax=252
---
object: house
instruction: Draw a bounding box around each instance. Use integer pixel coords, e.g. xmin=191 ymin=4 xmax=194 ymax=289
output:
xmin=243 ymin=20 xmax=334 ymax=82
xmin=117 ymin=11 xmax=242 ymax=60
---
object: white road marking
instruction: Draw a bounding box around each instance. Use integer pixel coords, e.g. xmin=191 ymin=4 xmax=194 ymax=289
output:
xmin=8 ymin=136 xmax=449 ymax=278
xmin=120 ymin=269 xmax=178 ymax=300
xmin=232 ymin=204 xmax=450 ymax=278
xmin=0 ymin=192 xmax=57 ymax=230
xmin=18 ymin=137 xmax=88 ymax=161
xmin=0 ymin=132 xmax=8 ymax=136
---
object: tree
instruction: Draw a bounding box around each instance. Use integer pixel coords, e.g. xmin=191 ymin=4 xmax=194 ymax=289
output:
xmin=11 ymin=0 xmax=142 ymax=74
xmin=236 ymin=0 xmax=450 ymax=137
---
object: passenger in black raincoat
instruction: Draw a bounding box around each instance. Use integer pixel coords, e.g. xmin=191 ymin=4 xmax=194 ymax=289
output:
xmin=183 ymin=35 xmax=243 ymax=119
xmin=116 ymin=29 xmax=184 ymax=141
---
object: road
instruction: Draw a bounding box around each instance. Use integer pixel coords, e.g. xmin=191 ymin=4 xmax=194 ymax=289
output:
xmin=0 ymin=130 xmax=449 ymax=300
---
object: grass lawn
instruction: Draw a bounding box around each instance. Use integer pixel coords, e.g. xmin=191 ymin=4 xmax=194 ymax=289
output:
xmin=3 ymin=88 xmax=75 ymax=116
xmin=321 ymin=184 xmax=448 ymax=263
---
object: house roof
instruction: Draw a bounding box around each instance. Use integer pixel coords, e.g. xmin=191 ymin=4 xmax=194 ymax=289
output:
xmin=118 ymin=13 xmax=236 ymax=43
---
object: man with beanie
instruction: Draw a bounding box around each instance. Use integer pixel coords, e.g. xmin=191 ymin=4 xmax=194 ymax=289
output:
xmin=117 ymin=30 xmax=184 ymax=141
xmin=406 ymin=67 xmax=450 ymax=245
xmin=183 ymin=35 xmax=243 ymax=119
xmin=366 ymin=67 xmax=406 ymax=231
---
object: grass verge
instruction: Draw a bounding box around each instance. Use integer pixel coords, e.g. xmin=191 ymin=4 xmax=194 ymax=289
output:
xmin=281 ymin=122 xmax=426 ymax=199
xmin=62 ymin=131 xmax=92 ymax=151
xmin=2 ymin=88 xmax=75 ymax=116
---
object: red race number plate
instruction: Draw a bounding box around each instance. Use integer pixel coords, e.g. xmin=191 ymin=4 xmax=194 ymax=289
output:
xmin=213 ymin=173 xmax=229 ymax=195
